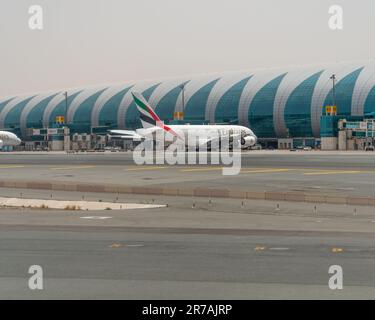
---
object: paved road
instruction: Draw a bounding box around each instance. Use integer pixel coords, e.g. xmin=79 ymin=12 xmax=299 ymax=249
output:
xmin=1 ymin=151 xmax=375 ymax=168
xmin=0 ymin=196 xmax=375 ymax=299
xmin=2 ymin=225 xmax=375 ymax=299
xmin=0 ymin=151 xmax=375 ymax=299
xmin=1 ymin=151 xmax=375 ymax=197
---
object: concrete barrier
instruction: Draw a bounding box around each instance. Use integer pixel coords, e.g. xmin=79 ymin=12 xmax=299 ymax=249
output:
xmin=51 ymin=183 xmax=64 ymax=191
xmin=14 ymin=181 xmax=28 ymax=189
xmin=117 ymin=185 xmax=132 ymax=194
xmin=194 ymin=188 xmax=211 ymax=197
xmin=325 ymin=195 xmax=347 ymax=205
xmin=246 ymin=191 xmax=265 ymax=200
xmin=305 ymin=194 xmax=326 ymax=203
xmin=210 ymin=189 xmax=230 ymax=198
xmin=27 ymin=182 xmax=52 ymax=190
xmin=347 ymin=197 xmax=370 ymax=206
xmin=3 ymin=181 xmax=16 ymax=188
xmin=131 ymin=187 xmax=148 ymax=195
xmin=104 ymin=185 xmax=120 ymax=194
xmin=227 ymin=189 xmax=246 ymax=199
xmin=177 ymin=188 xmax=195 ymax=197
xmin=1 ymin=179 xmax=375 ymax=206
xmin=77 ymin=184 xmax=105 ymax=193
xmin=265 ymin=192 xmax=285 ymax=201
xmin=147 ymin=187 xmax=164 ymax=195
xmin=63 ymin=183 xmax=78 ymax=192
xmin=368 ymin=198 xmax=375 ymax=206
xmin=163 ymin=188 xmax=178 ymax=196
xmin=284 ymin=192 xmax=305 ymax=202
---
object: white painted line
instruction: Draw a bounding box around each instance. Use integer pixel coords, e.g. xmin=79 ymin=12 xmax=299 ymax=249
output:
xmin=269 ymin=247 xmax=290 ymax=251
xmin=80 ymin=216 xmax=112 ymax=220
xmin=126 ymin=244 xmax=144 ymax=247
xmin=345 ymin=248 xmax=363 ymax=252
xmin=304 ymin=170 xmax=361 ymax=175
xmin=0 ymin=197 xmax=165 ymax=211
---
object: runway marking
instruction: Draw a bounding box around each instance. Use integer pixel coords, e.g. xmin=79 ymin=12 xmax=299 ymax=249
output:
xmin=0 ymin=165 xmax=26 ymax=169
xmin=122 ymin=165 xmax=375 ymax=175
xmin=108 ymin=243 xmax=143 ymax=248
xmin=182 ymin=167 xmax=292 ymax=173
xmin=254 ymin=246 xmax=266 ymax=251
xmin=269 ymin=247 xmax=290 ymax=251
xmin=345 ymin=248 xmax=363 ymax=252
xmin=331 ymin=247 xmax=344 ymax=253
xmin=242 ymin=169 xmax=291 ymax=174
xmin=50 ymin=165 xmax=96 ymax=170
xmin=125 ymin=166 xmax=168 ymax=171
xmin=181 ymin=167 xmax=223 ymax=172
xmin=80 ymin=216 xmax=112 ymax=220
xmin=109 ymin=243 xmax=122 ymax=248
xmin=304 ymin=170 xmax=362 ymax=175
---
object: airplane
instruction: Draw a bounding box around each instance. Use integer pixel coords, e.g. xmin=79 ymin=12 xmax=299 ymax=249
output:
xmin=109 ymin=92 xmax=257 ymax=150
xmin=0 ymin=131 xmax=22 ymax=149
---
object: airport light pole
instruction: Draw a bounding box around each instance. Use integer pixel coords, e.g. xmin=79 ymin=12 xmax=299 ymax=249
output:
xmin=63 ymin=91 xmax=68 ymax=125
xmin=330 ymin=74 xmax=336 ymax=107
xmin=180 ymin=84 xmax=185 ymax=114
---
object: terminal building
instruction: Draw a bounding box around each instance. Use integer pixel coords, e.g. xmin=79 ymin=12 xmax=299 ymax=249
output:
xmin=1 ymin=61 xmax=375 ymax=150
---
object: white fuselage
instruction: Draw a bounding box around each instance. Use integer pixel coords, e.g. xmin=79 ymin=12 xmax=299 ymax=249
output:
xmin=135 ymin=124 xmax=257 ymax=149
xmin=0 ymin=131 xmax=21 ymax=148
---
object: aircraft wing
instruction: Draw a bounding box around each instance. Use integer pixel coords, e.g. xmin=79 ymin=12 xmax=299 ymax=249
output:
xmin=109 ymin=127 xmax=162 ymax=140
xmin=195 ymin=133 xmax=241 ymax=148
xmin=109 ymin=130 xmax=144 ymax=140
xmin=196 ymin=136 xmax=221 ymax=148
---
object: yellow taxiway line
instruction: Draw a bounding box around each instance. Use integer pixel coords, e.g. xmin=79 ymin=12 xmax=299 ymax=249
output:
xmin=241 ymin=168 xmax=291 ymax=174
xmin=0 ymin=165 xmax=26 ymax=169
xmin=50 ymin=165 xmax=96 ymax=170
xmin=303 ymin=170 xmax=362 ymax=175
xmin=180 ymin=167 xmax=224 ymax=172
xmin=125 ymin=166 xmax=168 ymax=171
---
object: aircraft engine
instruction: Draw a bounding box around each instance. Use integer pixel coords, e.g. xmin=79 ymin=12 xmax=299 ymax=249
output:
xmin=241 ymin=136 xmax=256 ymax=148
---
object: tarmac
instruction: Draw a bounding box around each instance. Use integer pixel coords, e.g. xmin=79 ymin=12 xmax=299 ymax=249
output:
xmin=0 ymin=150 xmax=375 ymax=204
xmin=1 ymin=150 xmax=375 ymax=299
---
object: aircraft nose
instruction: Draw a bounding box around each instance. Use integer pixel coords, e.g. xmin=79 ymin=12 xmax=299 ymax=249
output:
xmin=249 ymin=136 xmax=256 ymax=146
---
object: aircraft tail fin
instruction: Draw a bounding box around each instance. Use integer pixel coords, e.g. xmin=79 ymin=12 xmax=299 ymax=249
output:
xmin=131 ymin=92 xmax=161 ymax=129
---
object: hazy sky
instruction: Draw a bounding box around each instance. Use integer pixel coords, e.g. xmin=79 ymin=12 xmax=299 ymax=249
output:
xmin=1 ymin=0 xmax=374 ymax=96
